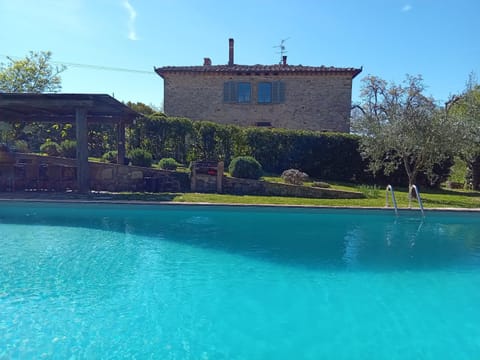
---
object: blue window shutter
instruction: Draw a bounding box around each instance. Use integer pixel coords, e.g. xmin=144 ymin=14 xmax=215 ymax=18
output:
xmin=224 ymin=81 xmax=236 ymax=102
xmin=237 ymin=82 xmax=251 ymax=103
xmin=272 ymin=81 xmax=285 ymax=103
xmin=223 ymin=82 xmax=230 ymax=102
xmin=258 ymin=82 xmax=272 ymax=103
xmin=279 ymin=81 xmax=285 ymax=103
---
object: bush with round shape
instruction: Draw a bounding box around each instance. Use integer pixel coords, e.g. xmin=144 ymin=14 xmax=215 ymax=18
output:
xmin=228 ymin=156 xmax=263 ymax=180
xmin=40 ymin=140 xmax=61 ymax=156
xmin=102 ymin=150 xmax=118 ymax=163
xmin=281 ymin=169 xmax=309 ymax=185
xmin=159 ymin=157 xmax=180 ymax=170
xmin=60 ymin=140 xmax=77 ymax=158
xmin=13 ymin=140 xmax=29 ymax=153
xmin=128 ymin=148 xmax=153 ymax=167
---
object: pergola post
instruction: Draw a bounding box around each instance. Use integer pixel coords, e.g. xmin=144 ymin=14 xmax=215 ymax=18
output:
xmin=0 ymin=94 xmax=139 ymax=193
xmin=117 ymin=121 xmax=126 ymax=165
xmin=75 ymin=108 xmax=89 ymax=193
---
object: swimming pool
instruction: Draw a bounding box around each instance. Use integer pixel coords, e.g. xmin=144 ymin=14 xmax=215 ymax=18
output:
xmin=1 ymin=202 xmax=479 ymax=359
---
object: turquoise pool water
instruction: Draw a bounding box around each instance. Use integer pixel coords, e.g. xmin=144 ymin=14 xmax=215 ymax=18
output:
xmin=0 ymin=202 xmax=479 ymax=359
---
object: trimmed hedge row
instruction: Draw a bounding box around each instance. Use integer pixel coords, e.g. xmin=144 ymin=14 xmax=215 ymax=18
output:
xmin=243 ymin=128 xmax=366 ymax=181
xmin=126 ymin=114 xmax=451 ymax=186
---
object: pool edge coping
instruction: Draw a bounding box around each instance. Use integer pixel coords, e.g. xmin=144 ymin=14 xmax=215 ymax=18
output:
xmin=1 ymin=197 xmax=479 ymax=213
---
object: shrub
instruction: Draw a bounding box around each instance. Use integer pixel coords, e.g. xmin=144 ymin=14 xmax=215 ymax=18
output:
xmin=13 ymin=140 xmax=29 ymax=153
xmin=102 ymin=150 xmax=118 ymax=163
xmin=60 ymin=140 xmax=77 ymax=158
xmin=159 ymin=157 xmax=180 ymax=170
xmin=128 ymin=148 xmax=153 ymax=167
xmin=40 ymin=140 xmax=61 ymax=156
xmin=281 ymin=169 xmax=309 ymax=185
xmin=243 ymin=128 xmax=365 ymax=182
xmin=229 ymin=156 xmax=263 ymax=180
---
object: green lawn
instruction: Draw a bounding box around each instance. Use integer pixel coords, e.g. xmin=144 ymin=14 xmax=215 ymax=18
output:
xmin=2 ymin=184 xmax=478 ymax=208
xmin=171 ymin=185 xmax=480 ymax=209
xmin=3 ymin=165 xmax=477 ymax=208
xmin=87 ymin=181 xmax=479 ymax=209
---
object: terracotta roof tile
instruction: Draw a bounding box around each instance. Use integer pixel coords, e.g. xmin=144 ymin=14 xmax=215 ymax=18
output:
xmin=155 ymin=64 xmax=362 ymax=78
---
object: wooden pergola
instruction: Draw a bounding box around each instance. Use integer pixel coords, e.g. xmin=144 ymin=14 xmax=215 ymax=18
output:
xmin=0 ymin=93 xmax=139 ymax=193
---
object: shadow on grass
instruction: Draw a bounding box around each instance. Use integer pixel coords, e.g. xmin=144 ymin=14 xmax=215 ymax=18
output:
xmin=425 ymin=188 xmax=480 ymax=197
xmin=422 ymin=198 xmax=479 ymax=208
xmin=104 ymin=192 xmax=178 ymax=202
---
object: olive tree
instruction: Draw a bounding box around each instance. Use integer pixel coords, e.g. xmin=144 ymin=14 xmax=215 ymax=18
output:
xmin=352 ymin=75 xmax=458 ymax=188
xmin=448 ymin=74 xmax=480 ymax=189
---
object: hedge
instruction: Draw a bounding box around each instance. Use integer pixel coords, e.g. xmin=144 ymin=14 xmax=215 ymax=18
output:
xmin=126 ymin=114 xmax=452 ymax=186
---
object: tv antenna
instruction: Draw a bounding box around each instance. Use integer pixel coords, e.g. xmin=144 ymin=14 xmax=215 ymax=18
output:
xmin=274 ymin=38 xmax=289 ymax=64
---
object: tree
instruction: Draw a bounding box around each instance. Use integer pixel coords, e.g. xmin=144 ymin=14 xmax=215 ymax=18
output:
xmin=448 ymin=74 xmax=480 ymax=189
xmin=0 ymin=51 xmax=66 ymax=93
xmin=125 ymin=101 xmax=158 ymax=116
xmin=0 ymin=51 xmax=67 ymax=147
xmin=352 ymin=75 xmax=457 ymax=188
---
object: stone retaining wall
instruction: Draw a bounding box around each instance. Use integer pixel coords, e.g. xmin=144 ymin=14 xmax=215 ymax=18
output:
xmin=1 ymin=154 xmax=189 ymax=193
xmin=2 ymin=154 xmax=363 ymax=199
xmin=223 ymin=177 xmax=363 ymax=199
xmin=89 ymin=162 xmax=189 ymax=192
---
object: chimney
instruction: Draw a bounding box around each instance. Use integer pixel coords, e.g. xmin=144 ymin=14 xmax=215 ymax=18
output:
xmin=228 ymin=38 xmax=234 ymax=66
xmin=282 ymin=55 xmax=287 ymax=66
xmin=203 ymin=57 xmax=212 ymax=66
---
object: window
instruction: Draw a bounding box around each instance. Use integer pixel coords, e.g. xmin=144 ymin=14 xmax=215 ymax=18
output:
xmin=257 ymin=81 xmax=286 ymax=104
xmin=224 ymin=81 xmax=251 ymax=103
xmin=258 ymin=82 xmax=272 ymax=103
xmin=237 ymin=82 xmax=251 ymax=103
xmin=224 ymin=81 xmax=285 ymax=104
xmin=272 ymin=81 xmax=286 ymax=103
xmin=223 ymin=81 xmax=236 ymax=103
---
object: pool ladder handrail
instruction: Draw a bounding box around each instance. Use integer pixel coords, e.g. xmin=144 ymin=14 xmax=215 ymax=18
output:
xmin=385 ymin=185 xmax=398 ymax=215
xmin=408 ymin=184 xmax=425 ymax=217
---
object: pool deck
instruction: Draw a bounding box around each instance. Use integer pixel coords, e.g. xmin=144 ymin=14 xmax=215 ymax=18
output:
xmin=0 ymin=191 xmax=479 ymax=212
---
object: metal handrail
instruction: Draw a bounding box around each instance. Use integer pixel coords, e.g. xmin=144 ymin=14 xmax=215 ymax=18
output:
xmin=385 ymin=185 xmax=398 ymax=215
xmin=408 ymin=184 xmax=425 ymax=217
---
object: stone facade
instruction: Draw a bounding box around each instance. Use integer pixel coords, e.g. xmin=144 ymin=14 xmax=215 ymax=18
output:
xmin=155 ymin=39 xmax=361 ymax=132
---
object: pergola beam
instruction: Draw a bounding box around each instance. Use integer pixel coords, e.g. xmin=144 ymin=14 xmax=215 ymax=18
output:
xmin=0 ymin=98 xmax=95 ymax=109
xmin=0 ymin=113 xmax=129 ymax=124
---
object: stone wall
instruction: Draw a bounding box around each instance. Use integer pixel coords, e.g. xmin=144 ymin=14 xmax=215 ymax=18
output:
xmin=223 ymin=177 xmax=363 ymax=199
xmin=190 ymin=161 xmax=224 ymax=193
xmin=163 ymin=73 xmax=353 ymax=132
xmin=0 ymin=154 xmax=189 ymax=193
xmin=89 ymin=162 xmax=189 ymax=192
xmin=2 ymin=154 xmax=363 ymax=199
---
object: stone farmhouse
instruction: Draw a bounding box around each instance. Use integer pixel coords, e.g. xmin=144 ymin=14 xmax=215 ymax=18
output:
xmin=155 ymin=39 xmax=361 ymax=132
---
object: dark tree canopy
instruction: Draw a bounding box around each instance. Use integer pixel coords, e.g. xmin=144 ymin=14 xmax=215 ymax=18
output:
xmin=448 ymin=74 xmax=480 ymax=189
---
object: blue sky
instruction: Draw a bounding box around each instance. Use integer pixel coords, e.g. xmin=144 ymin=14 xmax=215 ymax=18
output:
xmin=1 ymin=0 xmax=479 ymax=110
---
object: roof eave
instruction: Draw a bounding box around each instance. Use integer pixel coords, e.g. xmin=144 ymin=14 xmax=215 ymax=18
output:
xmin=154 ymin=66 xmax=363 ymax=78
